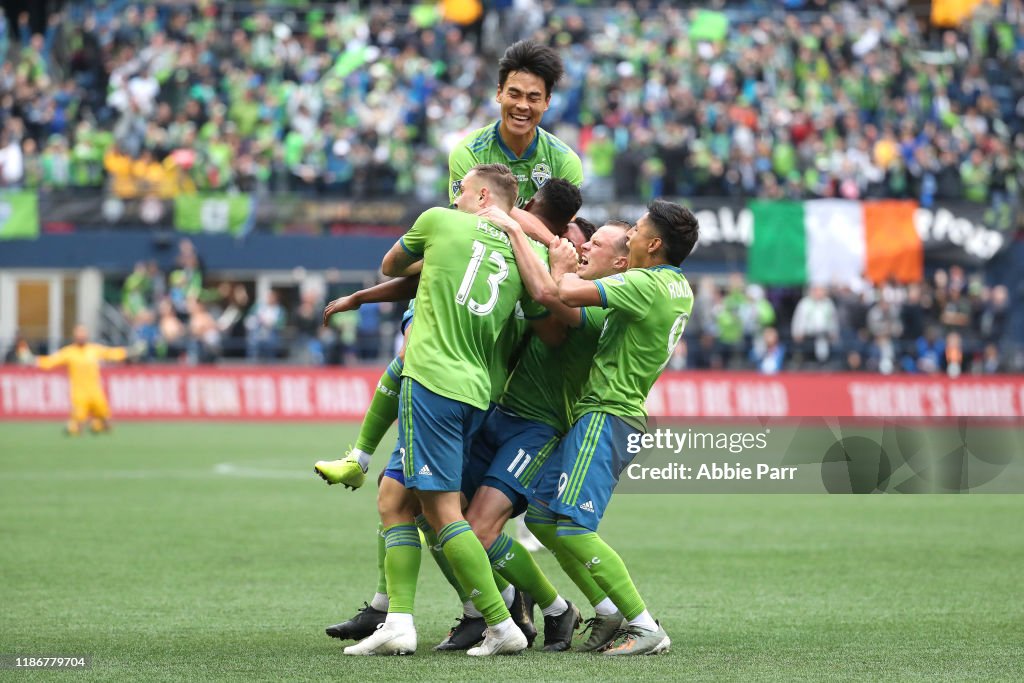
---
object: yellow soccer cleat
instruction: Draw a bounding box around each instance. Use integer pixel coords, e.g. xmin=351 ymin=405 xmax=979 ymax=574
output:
xmin=314 ymin=451 xmax=367 ymax=490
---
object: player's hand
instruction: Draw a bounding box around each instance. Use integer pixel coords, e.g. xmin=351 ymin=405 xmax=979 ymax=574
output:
xmin=476 ymin=206 xmax=520 ymax=233
xmin=126 ymin=340 xmax=148 ymax=362
xmin=323 ymin=295 xmax=359 ymax=327
xmin=549 ymin=237 xmax=579 ymax=277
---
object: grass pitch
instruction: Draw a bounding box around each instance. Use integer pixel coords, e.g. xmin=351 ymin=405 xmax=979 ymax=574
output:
xmin=1 ymin=422 xmax=1022 ymax=681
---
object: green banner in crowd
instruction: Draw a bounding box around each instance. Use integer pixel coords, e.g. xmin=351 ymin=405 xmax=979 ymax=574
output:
xmin=0 ymin=191 xmax=40 ymax=240
xmin=747 ymin=200 xmax=807 ymax=286
xmin=174 ymin=193 xmax=252 ymax=236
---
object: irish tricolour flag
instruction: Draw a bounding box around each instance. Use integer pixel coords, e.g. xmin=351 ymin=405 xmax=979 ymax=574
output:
xmin=747 ymin=200 xmax=923 ymax=286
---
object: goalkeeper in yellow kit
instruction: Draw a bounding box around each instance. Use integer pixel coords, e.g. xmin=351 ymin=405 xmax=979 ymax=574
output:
xmin=36 ymin=324 xmax=129 ymax=435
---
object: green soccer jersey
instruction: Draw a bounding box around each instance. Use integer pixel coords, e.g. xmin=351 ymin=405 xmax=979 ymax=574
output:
xmin=448 ymin=121 xmax=583 ymax=207
xmin=574 ymin=266 xmax=694 ymax=430
xmin=501 ymin=306 xmax=608 ymax=434
xmin=399 ymin=206 xmax=535 ymax=410
xmin=487 ymin=239 xmax=550 ymax=402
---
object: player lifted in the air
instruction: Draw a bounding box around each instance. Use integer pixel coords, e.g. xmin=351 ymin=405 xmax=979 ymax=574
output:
xmin=315 ymin=39 xmax=581 ymax=491
xmin=35 ymin=324 xmax=130 ymax=435
xmin=532 ymin=200 xmax=699 ymax=656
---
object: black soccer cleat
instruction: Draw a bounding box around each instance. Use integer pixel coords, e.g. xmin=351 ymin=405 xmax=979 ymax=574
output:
xmin=510 ymin=588 xmax=538 ymax=648
xmin=542 ymin=600 xmax=581 ymax=652
xmin=434 ymin=615 xmax=487 ymax=651
xmin=325 ymin=602 xmax=387 ymax=640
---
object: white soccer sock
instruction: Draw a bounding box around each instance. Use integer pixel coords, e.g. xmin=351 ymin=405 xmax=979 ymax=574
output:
xmin=540 ymin=595 xmax=568 ymax=618
xmin=628 ymin=610 xmax=658 ymax=632
xmin=352 ymin=448 xmax=372 ymax=471
xmin=385 ymin=612 xmax=414 ymax=628
xmin=490 ymin=616 xmax=515 ymax=636
xmin=370 ymin=592 xmax=389 ymax=612
xmin=500 ymin=584 xmax=515 ymax=608
xmin=463 ymin=600 xmax=483 ymax=619
xmin=593 ymin=597 xmax=618 ymax=616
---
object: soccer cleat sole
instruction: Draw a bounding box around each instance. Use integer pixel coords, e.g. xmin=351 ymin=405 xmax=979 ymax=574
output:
xmin=646 ymin=635 xmax=671 ymax=655
xmin=313 ymin=466 xmax=359 ymax=490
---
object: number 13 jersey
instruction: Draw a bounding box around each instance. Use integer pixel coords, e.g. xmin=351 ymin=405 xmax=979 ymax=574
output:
xmin=399 ymin=206 xmax=545 ymax=410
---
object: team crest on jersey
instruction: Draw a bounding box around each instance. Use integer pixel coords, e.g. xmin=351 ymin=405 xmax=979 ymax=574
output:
xmin=451 ymin=179 xmax=462 ymax=198
xmin=531 ymin=162 xmax=551 ymax=189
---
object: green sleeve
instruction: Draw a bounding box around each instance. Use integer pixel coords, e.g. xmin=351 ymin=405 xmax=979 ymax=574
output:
xmin=594 ymin=270 xmax=655 ymax=319
xmin=578 ymin=306 xmax=608 ymax=331
xmin=520 ymin=239 xmax=550 ymax=319
xmin=521 ymin=293 xmax=549 ymax=320
xmin=448 ymin=145 xmax=477 ymax=204
xmin=557 ymin=150 xmax=584 ymax=187
xmin=400 ymin=207 xmax=445 ymax=256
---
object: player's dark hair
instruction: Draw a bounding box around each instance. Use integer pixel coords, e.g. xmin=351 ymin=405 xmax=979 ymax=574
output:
xmin=647 ymin=200 xmax=699 ymax=266
xmin=498 ymin=40 xmax=564 ymax=97
xmin=572 ymin=217 xmax=598 ymax=242
xmin=472 ymin=163 xmax=519 ymax=210
xmin=532 ymin=178 xmax=582 ymax=228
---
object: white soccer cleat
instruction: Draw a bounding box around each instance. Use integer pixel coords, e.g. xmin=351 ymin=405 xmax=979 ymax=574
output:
xmin=466 ymin=623 xmax=527 ymax=656
xmin=342 ymin=621 xmax=417 ymax=656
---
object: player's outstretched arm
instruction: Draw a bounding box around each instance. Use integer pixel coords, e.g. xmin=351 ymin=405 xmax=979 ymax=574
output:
xmin=101 ymin=346 xmax=129 ymax=362
xmin=381 ymin=241 xmax=423 ymax=278
xmin=36 ymin=348 xmax=69 ymax=370
xmin=477 ymin=206 xmax=583 ymax=328
xmin=510 ymin=206 xmax=555 ymax=245
xmin=323 ymin=274 xmax=421 ymax=327
xmin=557 ymin=272 xmax=603 ymax=308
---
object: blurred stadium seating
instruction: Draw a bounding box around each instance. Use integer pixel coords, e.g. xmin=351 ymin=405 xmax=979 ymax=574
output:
xmin=0 ymin=0 xmax=1021 ymax=376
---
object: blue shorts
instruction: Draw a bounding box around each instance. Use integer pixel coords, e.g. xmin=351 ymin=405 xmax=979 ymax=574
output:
xmin=399 ymin=377 xmax=486 ymax=492
xmin=544 ymin=412 xmax=640 ymax=532
xmin=382 ymin=438 xmax=405 ymax=485
xmin=463 ymin=406 xmax=561 ymax=517
xmin=401 ymin=301 xmax=415 ymax=334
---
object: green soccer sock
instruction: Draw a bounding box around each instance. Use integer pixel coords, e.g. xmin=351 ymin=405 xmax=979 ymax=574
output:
xmin=383 ymin=523 xmax=421 ymax=614
xmin=486 ymin=531 xmax=559 ymax=609
xmin=438 ymin=520 xmax=510 ymax=626
xmin=556 ymin=520 xmax=646 ymax=620
xmin=354 ymin=357 xmax=403 ymax=455
xmin=415 ymin=514 xmax=470 ymax=603
xmin=375 ymin=523 xmax=388 ymax=595
xmin=525 ymin=506 xmax=608 ymax=607
xmin=492 ymin=570 xmax=510 ymax=593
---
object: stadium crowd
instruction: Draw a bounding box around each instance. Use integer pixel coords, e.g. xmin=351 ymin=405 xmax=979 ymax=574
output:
xmin=0 ymin=0 xmax=1022 ymax=225
xmin=0 ymin=1 xmax=1019 ymax=375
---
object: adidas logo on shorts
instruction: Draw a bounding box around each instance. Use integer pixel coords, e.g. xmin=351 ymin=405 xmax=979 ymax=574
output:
xmin=419 ymin=464 xmax=433 ymax=476
xmin=579 ymin=500 xmax=595 ymax=513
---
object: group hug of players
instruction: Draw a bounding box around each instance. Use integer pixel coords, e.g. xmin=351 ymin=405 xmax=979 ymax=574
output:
xmin=313 ymin=40 xmax=698 ymax=657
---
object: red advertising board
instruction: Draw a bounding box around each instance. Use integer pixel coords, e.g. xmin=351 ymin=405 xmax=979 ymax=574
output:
xmin=1 ymin=366 xmax=1022 ymax=420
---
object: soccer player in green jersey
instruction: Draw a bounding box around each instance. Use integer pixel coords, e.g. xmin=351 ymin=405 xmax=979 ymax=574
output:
xmin=465 ymin=208 xmax=639 ymax=652
xmin=534 ymin=200 xmax=699 ymax=656
xmin=449 ymin=40 xmax=582 ymax=243
xmin=320 ymin=179 xmax=578 ymax=652
xmin=344 ymin=164 xmax=541 ymax=657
